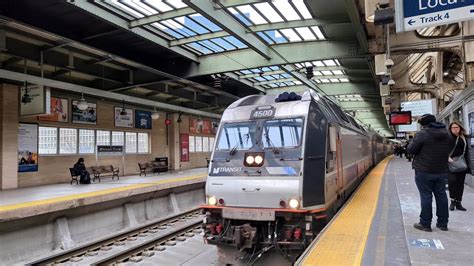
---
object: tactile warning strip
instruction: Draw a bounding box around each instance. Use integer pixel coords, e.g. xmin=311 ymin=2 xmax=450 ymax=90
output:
xmin=298 ymin=156 xmax=392 ymax=265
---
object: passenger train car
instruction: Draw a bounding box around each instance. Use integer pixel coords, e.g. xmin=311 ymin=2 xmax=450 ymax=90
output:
xmin=202 ymin=90 xmax=390 ymax=263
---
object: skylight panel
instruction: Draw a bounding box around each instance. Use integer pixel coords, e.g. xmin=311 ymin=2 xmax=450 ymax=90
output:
xmin=237 ymin=5 xmax=268 ymax=25
xmin=270 ymin=66 xmax=279 ymax=71
xmin=188 ymin=42 xmax=212 ymax=54
xmin=240 ymin=70 xmax=252 ymax=75
xmin=280 ymin=29 xmax=301 ymax=42
xmin=199 ymin=40 xmax=224 ymax=52
xmin=294 ymin=80 xmax=303 ymax=85
xmin=223 ymin=36 xmax=247 ymax=48
xmin=340 ymin=78 xmax=349 ymax=82
xmin=323 ymin=60 xmax=337 ymax=66
xmin=265 ymin=30 xmax=287 ymax=43
xmin=166 ymin=0 xmax=187 ymax=9
xmin=332 ymin=70 xmax=344 ymax=75
xmin=181 ymin=16 xmax=209 ymax=34
xmin=254 ymin=2 xmax=284 ymax=23
xmin=321 ymin=79 xmax=330 ymax=83
xmin=295 ymin=27 xmax=316 ymax=41
xmin=111 ymin=0 xmax=144 ymax=18
xmin=144 ymin=0 xmax=173 ymax=12
xmin=314 ymin=71 xmax=323 ymax=76
xmin=295 ymin=63 xmax=303 ymax=68
xmin=330 ymin=79 xmax=340 ymax=82
xmin=257 ymin=32 xmax=274 ymax=44
xmin=261 ymin=67 xmax=272 ymax=72
xmin=273 ymin=0 xmax=301 ymax=21
xmin=189 ymin=14 xmax=221 ymax=32
xmin=314 ymin=61 xmax=325 ymax=67
xmin=322 ymin=70 xmax=333 ymax=75
xmin=304 ymin=62 xmax=312 ymax=67
xmin=152 ymin=22 xmax=167 ymax=30
xmin=131 ymin=0 xmax=158 ymax=15
xmin=228 ymin=7 xmax=252 ymax=26
xmin=311 ymin=26 xmax=326 ymax=40
xmin=210 ymin=38 xmax=236 ymax=50
xmin=162 ymin=19 xmax=183 ymax=30
xmin=292 ymin=0 xmax=313 ymax=19
xmin=264 ymin=75 xmax=275 ymax=80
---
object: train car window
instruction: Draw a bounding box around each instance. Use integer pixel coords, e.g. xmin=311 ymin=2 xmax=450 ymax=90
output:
xmin=326 ymin=125 xmax=336 ymax=173
xmin=216 ymin=122 xmax=256 ymax=150
xmin=261 ymin=118 xmax=303 ymax=148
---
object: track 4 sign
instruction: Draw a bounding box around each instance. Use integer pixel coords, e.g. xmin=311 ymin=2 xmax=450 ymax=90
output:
xmin=396 ymin=0 xmax=474 ymax=32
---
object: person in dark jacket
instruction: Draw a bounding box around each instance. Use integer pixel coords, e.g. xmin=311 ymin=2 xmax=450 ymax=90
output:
xmin=407 ymin=114 xmax=454 ymax=232
xmin=447 ymin=121 xmax=470 ymax=211
xmin=73 ymin=158 xmax=91 ymax=184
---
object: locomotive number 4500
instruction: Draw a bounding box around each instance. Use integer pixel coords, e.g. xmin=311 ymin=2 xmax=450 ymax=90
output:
xmin=250 ymin=108 xmax=275 ymax=120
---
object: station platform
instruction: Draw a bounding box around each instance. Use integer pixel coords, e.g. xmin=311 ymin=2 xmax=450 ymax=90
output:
xmin=0 ymin=168 xmax=207 ymax=222
xmin=298 ymin=156 xmax=474 ymax=266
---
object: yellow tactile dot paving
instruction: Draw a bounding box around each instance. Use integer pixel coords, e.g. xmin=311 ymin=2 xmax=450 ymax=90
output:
xmin=299 ymin=156 xmax=392 ymax=266
xmin=0 ymin=173 xmax=207 ymax=213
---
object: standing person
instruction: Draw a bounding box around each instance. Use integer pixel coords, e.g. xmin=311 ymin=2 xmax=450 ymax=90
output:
xmin=73 ymin=158 xmax=91 ymax=184
xmin=407 ymin=114 xmax=454 ymax=231
xmin=447 ymin=121 xmax=470 ymax=211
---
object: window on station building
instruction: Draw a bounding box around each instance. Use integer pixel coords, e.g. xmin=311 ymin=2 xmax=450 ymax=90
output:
xmin=189 ymin=136 xmax=195 ymax=152
xmin=209 ymin=137 xmax=215 ymax=151
xmin=112 ymin=131 xmax=124 ymax=146
xmin=138 ymin=133 xmax=149 ymax=153
xmin=79 ymin=129 xmax=95 ymax=154
xmin=125 ymin=132 xmax=137 ymax=153
xmin=96 ymin=130 xmax=111 ymax=146
xmin=38 ymin=127 xmax=58 ymax=154
xmin=195 ymin=136 xmax=203 ymax=152
xmin=59 ymin=128 xmax=77 ymax=154
xmin=203 ymin=137 xmax=209 ymax=152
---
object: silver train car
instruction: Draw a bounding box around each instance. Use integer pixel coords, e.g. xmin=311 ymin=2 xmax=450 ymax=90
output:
xmin=202 ymin=90 xmax=390 ymax=263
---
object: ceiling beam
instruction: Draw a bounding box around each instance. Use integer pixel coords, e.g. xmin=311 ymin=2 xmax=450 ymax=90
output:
xmin=186 ymin=41 xmax=360 ymax=77
xmin=223 ymin=72 xmax=265 ymax=92
xmin=184 ymin=0 xmax=271 ymax=60
xmin=266 ymin=82 xmax=377 ymax=96
xmin=67 ymin=0 xmax=198 ymax=62
xmin=255 ymin=77 xmax=295 ymax=86
xmin=0 ymin=69 xmax=221 ymax=118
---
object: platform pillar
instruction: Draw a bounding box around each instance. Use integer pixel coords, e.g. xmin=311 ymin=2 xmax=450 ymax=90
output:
xmin=0 ymin=83 xmax=19 ymax=189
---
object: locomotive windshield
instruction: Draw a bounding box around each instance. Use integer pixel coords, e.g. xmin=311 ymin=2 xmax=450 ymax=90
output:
xmin=216 ymin=122 xmax=256 ymax=150
xmin=262 ymin=118 xmax=303 ymax=148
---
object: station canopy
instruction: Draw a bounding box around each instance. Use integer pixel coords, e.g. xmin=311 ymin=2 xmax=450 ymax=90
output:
xmin=0 ymin=0 xmax=392 ymax=136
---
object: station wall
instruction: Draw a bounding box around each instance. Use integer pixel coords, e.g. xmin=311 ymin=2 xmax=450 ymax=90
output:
xmin=1 ymin=84 xmax=215 ymax=188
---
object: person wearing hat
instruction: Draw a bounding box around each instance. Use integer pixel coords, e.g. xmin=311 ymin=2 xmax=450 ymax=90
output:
xmin=407 ymin=114 xmax=454 ymax=232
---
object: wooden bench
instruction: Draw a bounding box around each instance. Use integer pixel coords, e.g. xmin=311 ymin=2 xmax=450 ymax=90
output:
xmin=89 ymin=165 xmax=119 ymax=182
xmin=69 ymin=168 xmax=80 ymax=185
xmin=138 ymin=157 xmax=170 ymax=176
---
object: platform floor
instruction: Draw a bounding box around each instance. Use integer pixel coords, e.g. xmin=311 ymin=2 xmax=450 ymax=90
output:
xmin=0 ymin=168 xmax=207 ymax=221
xmin=298 ymin=156 xmax=474 ymax=265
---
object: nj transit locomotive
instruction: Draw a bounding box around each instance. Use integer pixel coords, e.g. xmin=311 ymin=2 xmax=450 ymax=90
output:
xmin=202 ymin=90 xmax=390 ymax=263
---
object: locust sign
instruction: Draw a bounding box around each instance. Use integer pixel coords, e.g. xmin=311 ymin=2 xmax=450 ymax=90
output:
xmin=396 ymin=0 xmax=474 ymax=32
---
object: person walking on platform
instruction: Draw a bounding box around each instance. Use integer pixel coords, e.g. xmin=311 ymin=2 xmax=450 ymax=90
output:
xmin=447 ymin=121 xmax=470 ymax=211
xmin=73 ymin=158 xmax=91 ymax=184
xmin=407 ymin=114 xmax=453 ymax=232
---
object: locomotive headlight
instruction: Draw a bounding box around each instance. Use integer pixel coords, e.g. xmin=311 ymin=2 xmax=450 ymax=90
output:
xmin=245 ymin=155 xmax=255 ymax=165
xmin=288 ymin=198 xmax=300 ymax=209
xmin=208 ymin=196 xmax=217 ymax=206
xmin=254 ymin=155 xmax=264 ymax=165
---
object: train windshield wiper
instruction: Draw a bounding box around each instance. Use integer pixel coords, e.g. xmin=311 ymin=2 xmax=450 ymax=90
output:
xmin=264 ymin=134 xmax=280 ymax=155
xmin=229 ymin=133 xmax=250 ymax=156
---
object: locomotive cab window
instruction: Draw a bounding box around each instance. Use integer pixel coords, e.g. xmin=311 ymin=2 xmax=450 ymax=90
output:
xmin=261 ymin=118 xmax=303 ymax=148
xmin=216 ymin=122 xmax=256 ymax=150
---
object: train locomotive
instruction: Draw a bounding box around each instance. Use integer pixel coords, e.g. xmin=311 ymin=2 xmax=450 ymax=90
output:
xmin=202 ymin=90 xmax=390 ymax=264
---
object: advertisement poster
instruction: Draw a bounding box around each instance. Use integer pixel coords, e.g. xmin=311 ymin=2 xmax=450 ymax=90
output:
xmin=180 ymin=133 xmax=189 ymax=162
xmin=135 ymin=110 xmax=152 ymax=129
xmin=202 ymin=120 xmax=212 ymax=134
xmin=114 ymin=107 xmax=134 ymax=128
xmin=72 ymin=100 xmax=97 ymax=125
xmin=38 ymin=97 xmax=68 ymax=122
xmin=18 ymin=123 xmax=38 ymax=172
xmin=190 ymin=118 xmax=201 ymax=134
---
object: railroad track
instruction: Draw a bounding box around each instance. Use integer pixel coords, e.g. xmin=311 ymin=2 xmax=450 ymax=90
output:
xmin=30 ymin=209 xmax=203 ymax=265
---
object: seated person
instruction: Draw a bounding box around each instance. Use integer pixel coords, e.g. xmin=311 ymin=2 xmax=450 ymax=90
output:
xmin=73 ymin=158 xmax=91 ymax=184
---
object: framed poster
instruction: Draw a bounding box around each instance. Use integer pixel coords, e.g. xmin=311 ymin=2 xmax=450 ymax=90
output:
xmin=180 ymin=133 xmax=189 ymax=162
xmin=38 ymin=97 xmax=68 ymax=122
xmin=135 ymin=110 xmax=152 ymax=129
xmin=114 ymin=107 xmax=134 ymax=128
xmin=18 ymin=123 xmax=38 ymax=172
xmin=202 ymin=120 xmax=212 ymax=134
xmin=72 ymin=100 xmax=97 ymax=125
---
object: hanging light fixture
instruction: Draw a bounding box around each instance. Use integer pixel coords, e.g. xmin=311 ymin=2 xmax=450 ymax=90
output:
xmin=21 ymin=82 xmax=32 ymax=104
xmin=77 ymin=92 xmax=89 ymax=111
xmin=120 ymin=99 xmax=127 ymax=115
xmin=151 ymin=107 xmax=160 ymax=120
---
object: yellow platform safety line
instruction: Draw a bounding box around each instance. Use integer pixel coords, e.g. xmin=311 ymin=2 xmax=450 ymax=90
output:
xmin=0 ymin=173 xmax=207 ymax=213
xmin=299 ymin=156 xmax=392 ymax=266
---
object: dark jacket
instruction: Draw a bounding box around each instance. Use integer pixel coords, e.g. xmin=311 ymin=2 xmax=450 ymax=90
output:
xmin=73 ymin=162 xmax=87 ymax=175
xmin=407 ymin=122 xmax=454 ymax=174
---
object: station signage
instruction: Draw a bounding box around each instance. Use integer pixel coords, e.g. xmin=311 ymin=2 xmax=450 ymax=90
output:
xmin=396 ymin=0 xmax=474 ymax=32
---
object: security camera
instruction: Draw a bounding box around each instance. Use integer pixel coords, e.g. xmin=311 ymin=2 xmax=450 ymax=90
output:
xmin=385 ymin=58 xmax=394 ymax=68
xmin=388 ymin=79 xmax=396 ymax=86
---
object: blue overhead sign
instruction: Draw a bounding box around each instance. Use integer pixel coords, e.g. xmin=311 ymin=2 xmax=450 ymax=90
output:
xmin=396 ymin=0 xmax=474 ymax=32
